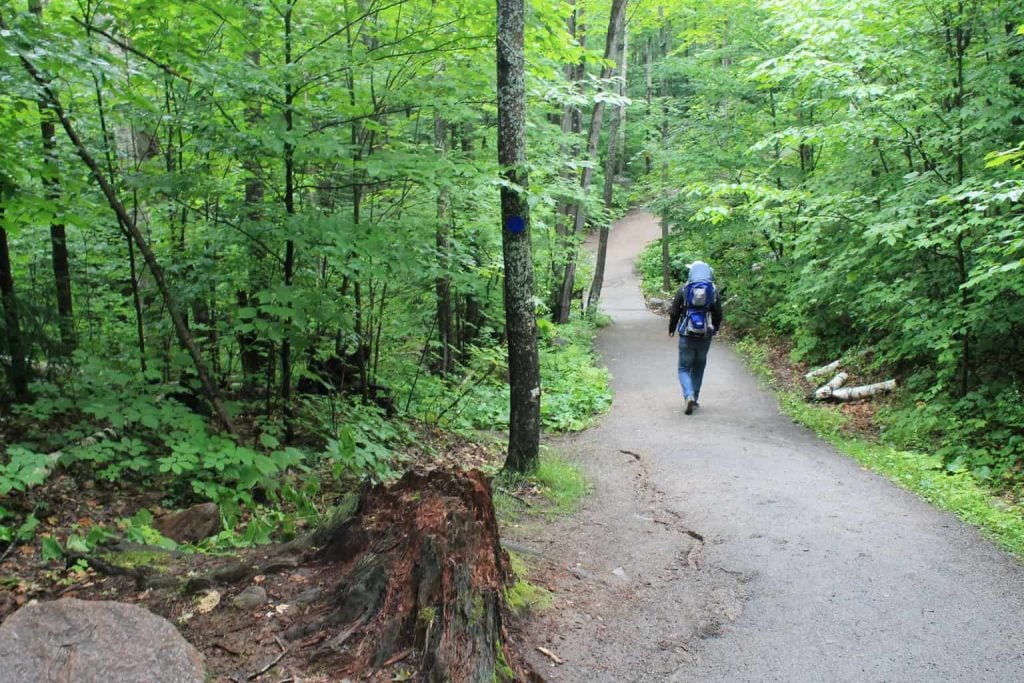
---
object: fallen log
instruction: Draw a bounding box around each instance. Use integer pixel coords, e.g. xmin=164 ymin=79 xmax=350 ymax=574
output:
xmin=829 ymin=379 xmax=896 ymax=402
xmin=813 ymin=372 xmax=849 ymax=400
xmin=804 ymin=359 xmax=841 ymax=381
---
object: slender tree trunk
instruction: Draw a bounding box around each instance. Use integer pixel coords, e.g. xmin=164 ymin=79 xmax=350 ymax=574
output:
xmin=0 ymin=209 xmax=31 ymax=402
xmin=281 ymin=1 xmax=297 ymax=441
xmin=497 ymin=0 xmax=540 ymax=473
xmin=658 ymin=7 xmax=671 ymax=293
xmin=644 ymin=35 xmax=653 ymax=175
xmin=4 ymin=27 xmax=238 ymax=435
xmin=550 ymin=3 xmax=584 ymax=320
xmin=588 ymin=16 xmax=628 ymax=312
xmin=433 ymin=98 xmax=453 ymax=375
xmin=29 ymin=0 xmax=75 ymax=357
xmin=556 ymin=0 xmax=629 ymax=323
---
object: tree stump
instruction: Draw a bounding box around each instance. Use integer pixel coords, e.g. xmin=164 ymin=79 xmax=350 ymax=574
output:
xmin=287 ymin=469 xmax=533 ymax=681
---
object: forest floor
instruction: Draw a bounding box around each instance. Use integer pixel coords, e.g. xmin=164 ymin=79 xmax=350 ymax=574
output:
xmin=0 ymin=428 xmax=541 ymax=682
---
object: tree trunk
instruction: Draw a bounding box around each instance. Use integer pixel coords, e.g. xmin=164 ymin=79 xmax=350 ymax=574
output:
xmin=588 ymin=14 xmax=628 ymax=312
xmin=829 ymin=379 xmax=896 ymax=402
xmin=813 ymin=372 xmax=849 ymax=400
xmin=556 ymin=0 xmax=629 ymax=324
xmin=283 ymin=470 xmax=534 ymax=680
xmin=549 ymin=2 xmax=584 ymax=321
xmin=29 ymin=0 xmax=75 ymax=357
xmin=658 ymin=7 xmax=671 ymax=293
xmin=644 ymin=35 xmax=653 ymax=175
xmin=281 ymin=1 xmax=297 ymax=442
xmin=433 ymin=100 xmax=454 ymax=376
xmin=804 ymin=359 xmax=842 ymax=381
xmin=239 ymin=20 xmax=270 ymax=389
xmin=5 ymin=32 xmax=238 ymax=435
xmin=497 ymin=0 xmax=541 ymax=473
xmin=0 ymin=209 xmax=31 ymax=402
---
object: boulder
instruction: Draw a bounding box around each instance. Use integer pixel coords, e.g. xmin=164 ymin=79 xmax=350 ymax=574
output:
xmin=154 ymin=502 xmax=221 ymax=544
xmin=0 ymin=598 xmax=205 ymax=682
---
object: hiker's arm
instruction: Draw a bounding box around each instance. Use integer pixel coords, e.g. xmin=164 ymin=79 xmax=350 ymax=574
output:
xmin=668 ymin=289 xmax=685 ymax=335
xmin=711 ymin=296 xmax=723 ymax=332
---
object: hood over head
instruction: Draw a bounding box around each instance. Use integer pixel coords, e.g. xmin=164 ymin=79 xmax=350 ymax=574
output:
xmin=687 ymin=260 xmax=714 ymax=282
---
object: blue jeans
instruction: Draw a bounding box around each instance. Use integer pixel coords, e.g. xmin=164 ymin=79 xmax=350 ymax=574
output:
xmin=677 ymin=334 xmax=712 ymax=401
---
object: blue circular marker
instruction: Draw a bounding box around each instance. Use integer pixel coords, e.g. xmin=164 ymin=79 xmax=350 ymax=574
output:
xmin=506 ymin=215 xmax=526 ymax=234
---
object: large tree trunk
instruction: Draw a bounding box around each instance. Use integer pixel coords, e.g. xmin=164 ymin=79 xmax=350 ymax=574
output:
xmin=556 ymin=0 xmax=629 ymax=324
xmin=286 ymin=470 xmax=535 ymax=680
xmin=588 ymin=14 xmax=628 ymax=312
xmin=497 ymin=0 xmax=541 ymax=473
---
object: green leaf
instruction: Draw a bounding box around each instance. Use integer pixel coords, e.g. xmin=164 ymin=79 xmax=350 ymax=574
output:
xmin=41 ymin=536 xmax=64 ymax=561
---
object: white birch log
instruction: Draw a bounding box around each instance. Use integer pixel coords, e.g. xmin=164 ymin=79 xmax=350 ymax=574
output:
xmin=804 ymin=359 xmax=841 ymax=381
xmin=829 ymin=379 xmax=896 ymax=402
xmin=813 ymin=372 xmax=849 ymax=400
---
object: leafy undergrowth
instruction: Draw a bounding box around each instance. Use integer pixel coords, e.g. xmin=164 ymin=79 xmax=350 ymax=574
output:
xmin=406 ymin=316 xmax=613 ymax=434
xmin=734 ymin=336 xmax=1024 ymax=558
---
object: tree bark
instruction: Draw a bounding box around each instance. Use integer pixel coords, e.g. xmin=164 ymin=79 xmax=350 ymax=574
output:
xmin=813 ymin=372 xmax=849 ymax=400
xmin=497 ymin=0 xmax=541 ymax=473
xmin=829 ymin=379 xmax=896 ymax=402
xmin=3 ymin=22 xmax=238 ymax=435
xmin=588 ymin=13 xmax=628 ymax=312
xmin=433 ymin=95 xmax=454 ymax=376
xmin=658 ymin=7 xmax=671 ymax=293
xmin=239 ymin=11 xmax=270 ymax=389
xmin=0 ymin=207 xmax=31 ymax=402
xmin=549 ymin=2 xmax=584 ymax=321
xmin=281 ymin=1 xmax=297 ymax=442
xmin=556 ymin=0 xmax=629 ymax=324
xmin=29 ymin=0 xmax=75 ymax=357
xmin=804 ymin=359 xmax=842 ymax=380
xmin=284 ymin=470 xmax=533 ymax=680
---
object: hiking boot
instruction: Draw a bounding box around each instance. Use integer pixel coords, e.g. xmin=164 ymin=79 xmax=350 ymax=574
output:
xmin=685 ymin=397 xmax=696 ymax=415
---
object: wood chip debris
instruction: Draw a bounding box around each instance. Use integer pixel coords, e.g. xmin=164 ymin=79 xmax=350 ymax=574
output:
xmin=537 ymin=646 xmax=564 ymax=665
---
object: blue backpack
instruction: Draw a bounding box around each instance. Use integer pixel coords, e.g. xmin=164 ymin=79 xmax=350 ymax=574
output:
xmin=678 ymin=280 xmax=716 ymax=338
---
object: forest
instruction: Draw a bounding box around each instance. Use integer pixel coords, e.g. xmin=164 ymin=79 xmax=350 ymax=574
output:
xmin=2 ymin=0 xmax=1024 ymax=678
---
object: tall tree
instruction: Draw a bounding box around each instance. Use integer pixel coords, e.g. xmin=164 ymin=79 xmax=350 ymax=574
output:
xmin=28 ymin=0 xmax=75 ymax=356
xmin=588 ymin=9 xmax=629 ymax=311
xmin=555 ymin=0 xmax=629 ymax=323
xmin=497 ymin=0 xmax=541 ymax=472
xmin=0 ymin=193 xmax=31 ymax=402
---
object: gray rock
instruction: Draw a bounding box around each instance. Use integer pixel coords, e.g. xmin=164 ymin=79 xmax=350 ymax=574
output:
xmin=154 ymin=502 xmax=221 ymax=544
xmin=232 ymin=585 xmax=268 ymax=610
xmin=0 ymin=598 xmax=205 ymax=683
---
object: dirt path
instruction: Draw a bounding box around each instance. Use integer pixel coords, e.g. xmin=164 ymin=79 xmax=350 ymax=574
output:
xmin=513 ymin=210 xmax=1024 ymax=682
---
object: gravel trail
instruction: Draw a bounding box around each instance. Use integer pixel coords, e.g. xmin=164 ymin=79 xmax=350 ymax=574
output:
xmin=515 ymin=210 xmax=1024 ymax=682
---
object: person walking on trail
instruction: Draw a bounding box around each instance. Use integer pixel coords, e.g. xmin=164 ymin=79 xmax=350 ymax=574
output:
xmin=668 ymin=260 xmax=723 ymax=415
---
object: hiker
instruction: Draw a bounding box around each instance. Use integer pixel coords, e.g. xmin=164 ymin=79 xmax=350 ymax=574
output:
xmin=668 ymin=260 xmax=723 ymax=415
